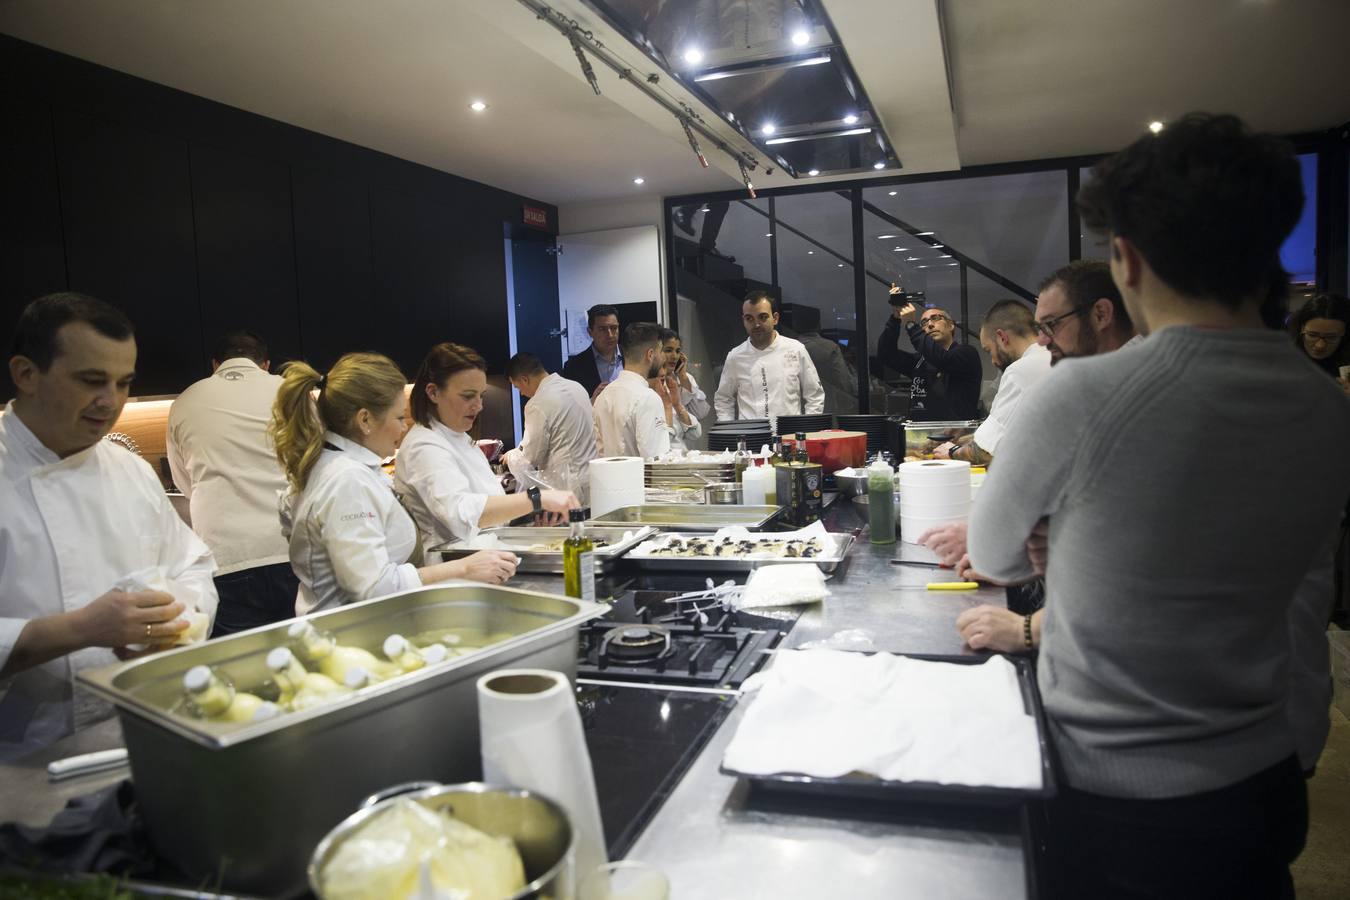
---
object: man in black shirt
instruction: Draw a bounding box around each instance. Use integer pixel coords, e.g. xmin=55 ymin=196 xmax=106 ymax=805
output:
xmin=876 ymin=292 xmax=982 ymax=420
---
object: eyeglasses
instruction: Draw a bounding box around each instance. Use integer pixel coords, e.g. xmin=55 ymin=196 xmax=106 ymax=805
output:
xmin=920 ymin=315 xmax=951 ymax=327
xmin=1301 ymin=330 xmax=1344 ymax=346
xmin=1032 ymin=306 xmax=1091 ymax=338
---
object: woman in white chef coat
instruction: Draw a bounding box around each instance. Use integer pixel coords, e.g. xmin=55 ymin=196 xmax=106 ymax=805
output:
xmin=659 ymin=328 xmax=707 ymax=451
xmin=270 ymin=352 xmax=518 ymax=615
xmin=395 ymin=343 xmax=579 ymax=551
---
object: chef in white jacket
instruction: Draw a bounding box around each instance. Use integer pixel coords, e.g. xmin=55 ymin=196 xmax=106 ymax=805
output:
xmin=1 ymin=293 xmax=217 ymax=760
xmin=502 ymin=351 xmax=596 ymax=500
xmin=395 ymin=343 xmax=578 ymax=552
xmin=271 ymin=352 xmax=520 ymax=615
xmin=592 ymin=323 xmax=673 ymax=459
xmin=660 ymin=329 xmax=705 ymax=451
xmin=714 ymin=292 xmax=825 ymax=421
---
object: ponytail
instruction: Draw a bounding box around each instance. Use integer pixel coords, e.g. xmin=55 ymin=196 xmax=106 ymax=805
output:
xmin=270 ymin=352 xmax=408 ymax=492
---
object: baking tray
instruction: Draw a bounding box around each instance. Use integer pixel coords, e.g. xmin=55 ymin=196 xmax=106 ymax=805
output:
xmin=625 ymin=531 xmax=855 ymax=574
xmin=720 ymin=653 xmax=1056 ymax=806
xmin=588 ymin=504 xmax=782 ymax=531
xmin=430 ymin=525 xmax=656 ymax=573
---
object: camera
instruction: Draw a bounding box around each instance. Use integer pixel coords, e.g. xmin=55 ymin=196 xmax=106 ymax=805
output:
xmin=887 ymin=289 xmax=927 ymax=307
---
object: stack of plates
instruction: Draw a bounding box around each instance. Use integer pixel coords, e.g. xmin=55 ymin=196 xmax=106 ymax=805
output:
xmin=707 ymin=419 xmax=773 ymax=452
xmin=835 ymin=414 xmax=891 ymax=452
xmin=776 ymin=414 xmax=834 ymax=437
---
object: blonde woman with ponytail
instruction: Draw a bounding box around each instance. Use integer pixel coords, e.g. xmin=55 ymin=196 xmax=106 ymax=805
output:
xmin=270 ymin=353 xmax=517 ymax=614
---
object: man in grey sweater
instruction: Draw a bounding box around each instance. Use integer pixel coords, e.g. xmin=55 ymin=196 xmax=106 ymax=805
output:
xmin=968 ymin=114 xmax=1350 ymax=898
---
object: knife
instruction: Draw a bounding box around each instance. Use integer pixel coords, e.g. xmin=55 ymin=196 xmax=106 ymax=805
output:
xmin=47 ymin=748 xmax=130 ymax=781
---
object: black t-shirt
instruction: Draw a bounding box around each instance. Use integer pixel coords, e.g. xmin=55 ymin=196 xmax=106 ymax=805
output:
xmin=876 ymin=318 xmax=983 ymax=420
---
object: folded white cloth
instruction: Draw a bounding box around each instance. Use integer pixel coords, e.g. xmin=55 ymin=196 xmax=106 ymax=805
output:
xmin=723 ymin=650 xmax=1043 ymax=789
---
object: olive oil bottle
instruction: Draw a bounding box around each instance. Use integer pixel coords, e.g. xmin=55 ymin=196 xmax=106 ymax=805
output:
xmin=563 ymin=508 xmax=595 ymax=601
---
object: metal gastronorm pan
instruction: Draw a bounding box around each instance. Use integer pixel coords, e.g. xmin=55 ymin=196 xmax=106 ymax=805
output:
xmin=587 ymin=504 xmax=782 ymax=531
xmin=430 ymin=525 xmax=656 ymax=574
xmin=625 ymin=531 xmax=855 ymax=574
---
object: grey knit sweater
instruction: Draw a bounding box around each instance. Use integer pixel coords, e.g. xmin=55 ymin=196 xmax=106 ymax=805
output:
xmin=969 ymin=326 xmax=1350 ymax=798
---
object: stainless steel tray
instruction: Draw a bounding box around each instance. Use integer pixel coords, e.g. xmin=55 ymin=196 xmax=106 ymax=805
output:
xmin=624 ymin=531 xmax=855 ymax=573
xmin=429 ymin=525 xmax=656 ymax=573
xmin=588 ymin=504 xmax=782 ymax=531
xmin=76 ymin=584 xmax=606 ymax=897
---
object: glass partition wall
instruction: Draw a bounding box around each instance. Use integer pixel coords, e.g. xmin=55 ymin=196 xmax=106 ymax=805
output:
xmin=670 ymin=140 xmax=1338 ymax=416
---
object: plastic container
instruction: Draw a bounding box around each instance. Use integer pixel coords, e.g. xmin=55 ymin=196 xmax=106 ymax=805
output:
xmin=867 ymin=459 xmax=896 ymax=545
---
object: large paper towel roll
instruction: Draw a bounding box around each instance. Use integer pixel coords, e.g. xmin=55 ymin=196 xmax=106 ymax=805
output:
xmin=589 ymin=456 xmax=645 ymax=517
xmin=478 ymin=669 xmax=607 ymax=884
xmin=898 ymin=459 xmax=971 ymax=544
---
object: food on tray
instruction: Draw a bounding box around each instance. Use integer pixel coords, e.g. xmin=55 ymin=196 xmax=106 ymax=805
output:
xmin=320 ymin=797 xmax=526 ymax=900
xmin=522 ymin=537 xmax=610 ymax=552
xmin=644 ymin=535 xmax=827 ymax=559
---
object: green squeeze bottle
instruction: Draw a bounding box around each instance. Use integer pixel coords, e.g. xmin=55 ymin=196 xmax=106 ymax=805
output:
xmin=868 ymin=457 xmax=897 ymax=545
xmin=563 ymin=508 xmax=596 ymax=601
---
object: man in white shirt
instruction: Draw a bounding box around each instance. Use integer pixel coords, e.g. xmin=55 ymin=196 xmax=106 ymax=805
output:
xmin=935 ymin=301 xmax=1051 ymax=466
xmin=503 ymin=352 xmax=597 ymax=499
xmin=714 ymin=292 xmax=825 ymax=421
xmin=167 ymin=330 xmax=297 ymax=636
xmin=1 ymin=293 xmax=217 ymax=759
xmin=592 ymin=322 xmax=672 ymax=459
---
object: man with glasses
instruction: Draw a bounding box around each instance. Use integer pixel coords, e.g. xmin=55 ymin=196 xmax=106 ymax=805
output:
xmin=1032 ymin=260 xmax=1136 ymax=365
xmin=876 ymin=289 xmax=982 ymax=420
xmin=968 ymin=114 xmax=1350 ymax=897
xmin=561 ymin=304 xmax=624 ymax=401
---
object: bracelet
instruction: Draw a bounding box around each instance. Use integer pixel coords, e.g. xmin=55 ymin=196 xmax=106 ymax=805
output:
xmin=1022 ymin=615 xmax=1033 ymax=650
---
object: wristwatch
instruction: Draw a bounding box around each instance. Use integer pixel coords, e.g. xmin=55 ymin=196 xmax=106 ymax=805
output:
xmin=527 ymin=486 xmax=542 ymax=512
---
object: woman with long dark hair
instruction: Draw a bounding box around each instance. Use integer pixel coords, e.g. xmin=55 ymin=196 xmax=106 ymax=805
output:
xmin=1288 ymin=293 xmax=1350 ymax=394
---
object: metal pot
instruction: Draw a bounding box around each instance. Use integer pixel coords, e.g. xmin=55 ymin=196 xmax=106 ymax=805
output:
xmin=702 ymin=482 xmax=743 ymax=505
xmin=309 ymin=781 xmax=576 ymax=900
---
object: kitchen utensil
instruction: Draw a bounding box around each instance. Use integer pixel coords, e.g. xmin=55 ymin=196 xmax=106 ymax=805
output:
xmin=308 ymin=782 xmax=574 ymax=900
xmin=46 ymin=748 xmax=130 ymax=781
xmin=430 ymin=526 xmax=655 ymax=574
xmin=927 ymin=582 xmax=980 ymax=591
xmin=702 ymin=482 xmax=743 ymax=505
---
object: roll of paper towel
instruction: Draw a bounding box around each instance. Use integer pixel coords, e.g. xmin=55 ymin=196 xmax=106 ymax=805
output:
xmin=478 ymin=669 xmax=607 ymax=883
xmin=898 ymin=459 xmax=971 ymax=544
xmin=589 ymin=456 xmax=645 ymax=517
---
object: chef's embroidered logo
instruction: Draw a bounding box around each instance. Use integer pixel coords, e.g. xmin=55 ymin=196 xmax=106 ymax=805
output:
xmin=340 ymin=511 xmax=378 ymax=521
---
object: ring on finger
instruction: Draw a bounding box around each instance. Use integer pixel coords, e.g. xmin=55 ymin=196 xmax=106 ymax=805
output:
xmin=145 ymin=623 xmax=153 ymax=639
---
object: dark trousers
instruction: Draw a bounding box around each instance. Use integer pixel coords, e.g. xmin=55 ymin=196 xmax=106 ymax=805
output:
xmin=210 ymin=562 xmax=300 ymax=638
xmin=1046 ymin=755 xmax=1307 ymax=900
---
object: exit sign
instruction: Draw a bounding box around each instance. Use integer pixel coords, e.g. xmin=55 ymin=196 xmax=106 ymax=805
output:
xmin=523 ymin=205 xmax=549 ymax=229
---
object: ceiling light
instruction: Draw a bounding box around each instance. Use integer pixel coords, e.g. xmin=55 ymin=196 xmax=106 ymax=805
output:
xmin=469 ymin=100 xmax=488 ymax=112
xmin=633 ymin=177 xmax=645 ymax=185
xmin=876 ymin=234 xmax=896 ymax=239
xmin=893 ymin=247 xmax=903 ymax=251
xmin=761 ymin=123 xmax=777 ymax=135
xmin=791 ymin=29 xmax=811 ymax=47
xmin=917 ymin=265 xmax=929 ymax=268
xmin=699 ymin=206 xmax=709 ymax=212
xmin=683 ymin=47 xmax=704 ymax=65
xmin=896 ymin=247 xmax=909 ymax=251
xmin=918 ymin=231 xmax=935 ymax=236
xmin=939 ymin=254 xmax=952 ymax=258
xmin=765 ymin=127 xmax=871 ymax=146
xmin=1149 ymin=120 xmax=1164 ymax=134
xmin=726 ymin=112 xmax=735 ymax=122
xmin=888 ymin=190 xmax=897 ymax=196
xmin=843 ymin=114 xmax=858 ymax=125
xmin=931 ymin=243 xmax=944 ymax=248
xmin=873 ymin=161 xmax=886 ymax=170
xmin=948 ymin=262 xmax=959 ymax=266
xmin=836 ymin=263 xmax=844 ymax=268
xmin=906 ymin=256 xmax=919 ymax=261
xmin=807 ymin=169 xmax=820 ymax=176
xmin=765 ymin=233 xmax=773 ymax=237
xmin=807 ymin=250 xmax=814 ymax=255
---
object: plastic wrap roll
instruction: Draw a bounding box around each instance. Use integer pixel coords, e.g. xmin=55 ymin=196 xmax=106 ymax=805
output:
xmin=478 ymin=669 xmax=607 ymax=884
xmin=588 ymin=456 xmax=645 ymax=517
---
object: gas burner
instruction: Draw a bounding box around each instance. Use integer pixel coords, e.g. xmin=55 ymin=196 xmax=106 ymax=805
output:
xmin=601 ymin=625 xmax=672 ymax=664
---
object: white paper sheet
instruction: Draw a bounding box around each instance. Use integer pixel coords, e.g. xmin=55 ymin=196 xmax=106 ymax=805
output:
xmin=723 ymin=650 xmax=1043 ymax=789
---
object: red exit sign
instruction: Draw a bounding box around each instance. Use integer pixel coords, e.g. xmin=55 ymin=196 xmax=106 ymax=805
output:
xmin=523 ymin=205 xmax=549 ymax=229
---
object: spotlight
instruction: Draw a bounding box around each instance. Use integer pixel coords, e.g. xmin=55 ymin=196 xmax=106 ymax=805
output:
xmin=1149 ymin=120 xmax=1164 ymax=134
xmin=684 ymin=47 xmax=704 ymax=65
xmin=761 ymin=123 xmax=777 ymax=136
xmin=791 ymin=29 xmax=810 ymax=47
xmin=843 ymin=114 xmax=858 ymax=125
xmin=807 ymin=169 xmax=819 ymax=176
xmin=873 ymin=161 xmax=886 ymax=170
xmin=469 ymin=100 xmax=488 ymax=112
xmin=633 ymin=177 xmax=645 ymax=185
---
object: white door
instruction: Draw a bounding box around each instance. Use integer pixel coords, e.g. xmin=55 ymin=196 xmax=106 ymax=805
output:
xmin=556 ymin=225 xmax=663 ymax=359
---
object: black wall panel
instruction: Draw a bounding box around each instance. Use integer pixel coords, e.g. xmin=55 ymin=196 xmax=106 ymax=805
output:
xmin=291 ymin=164 xmax=374 ymax=371
xmin=189 ymin=143 xmax=301 ymax=371
xmin=54 ymin=109 xmax=203 ymax=395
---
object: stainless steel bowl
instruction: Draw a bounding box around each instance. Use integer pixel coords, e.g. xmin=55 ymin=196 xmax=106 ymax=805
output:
xmin=309 ymin=782 xmax=575 ymax=900
xmin=833 ymin=469 xmax=867 ymax=497
xmin=703 ymin=482 xmax=743 ymax=505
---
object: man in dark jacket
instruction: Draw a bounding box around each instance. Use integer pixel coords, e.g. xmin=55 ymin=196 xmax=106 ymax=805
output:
xmin=876 ymin=291 xmax=982 ymax=420
xmin=561 ymin=304 xmax=622 ymax=401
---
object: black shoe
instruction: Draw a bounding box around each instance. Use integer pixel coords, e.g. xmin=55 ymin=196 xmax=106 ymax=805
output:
xmin=704 ymin=246 xmax=736 ymax=263
xmin=673 ymin=207 xmax=695 ymax=236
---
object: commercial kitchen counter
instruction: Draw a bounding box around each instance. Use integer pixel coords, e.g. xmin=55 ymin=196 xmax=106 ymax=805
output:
xmin=0 ymin=499 xmax=1035 ymax=898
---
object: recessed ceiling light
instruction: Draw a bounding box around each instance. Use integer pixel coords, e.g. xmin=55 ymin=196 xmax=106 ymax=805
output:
xmin=726 ymin=112 xmax=735 ymax=122
xmin=807 ymin=169 xmax=819 ymax=176
xmin=939 ymin=254 xmax=952 ymax=258
xmin=917 ymin=265 xmax=928 ymax=268
xmin=876 ymin=234 xmax=896 ymax=239
xmin=873 ymin=161 xmax=886 ymax=170
xmin=807 ymin=250 xmax=814 ymax=255
xmin=931 ymin=243 xmax=944 ymax=248
xmin=791 ymin=29 xmax=811 ymax=47
xmin=906 ymin=256 xmax=919 ymax=261
xmin=761 ymin=123 xmax=777 ymax=136
xmin=765 ymin=233 xmax=773 ymax=237
xmin=1149 ymin=120 xmax=1164 ymax=134
xmin=684 ymin=47 xmax=704 ymax=65
xmin=469 ymin=100 xmax=488 ymax=112
xmin=633 ymin=177 xmax=645 ymax=185
xmin=948 ymin=262 xmax=959 ymax=266
xmin=843 ymin=114 xmax=858 ymax=125
xmin=893 ymin=247 xmax=903 ymax=251
xmin=836 ymin=263 xmax=844 ymax=268
xmin=699 ymin=206 xmax=709 ymax=212
xmin=888 ymin=190 xmax=897 ymax=196
xmin=896 ymin=247 xmax=909 ymax=251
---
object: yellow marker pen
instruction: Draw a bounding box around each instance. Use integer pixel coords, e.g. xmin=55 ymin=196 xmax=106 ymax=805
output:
xmin=927 ymin=582 xmax=980 ymax=591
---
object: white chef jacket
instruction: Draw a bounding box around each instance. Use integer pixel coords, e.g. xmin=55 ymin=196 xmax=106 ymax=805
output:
xmin=502 ymin=373 xmax=596 ymax=498
xmin=0 ymin=402 xmax=217 ymax=760
xmin=394 ymin=419 xmax=505 ymax=551
xmin=670 ymin=373 xmax=708 ymax=452
xmin=713 ymin=333 xmax=825 ymax=421
xmin=592 ymin=370 xmax=671 ymax=459
xmin=680 ymin=372 xmax=712 ymax=421
xmin=166 ymin=358 xmax=289 ymax=574
xmin=971 ymin=343 xmax=1052 ymax=455
xmin=283 ymin=431 xmax=421 ymax=615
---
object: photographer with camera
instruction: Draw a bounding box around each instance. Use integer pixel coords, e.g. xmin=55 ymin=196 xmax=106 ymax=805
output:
xmin=876 ymin=284 xmax=982 ymax=421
